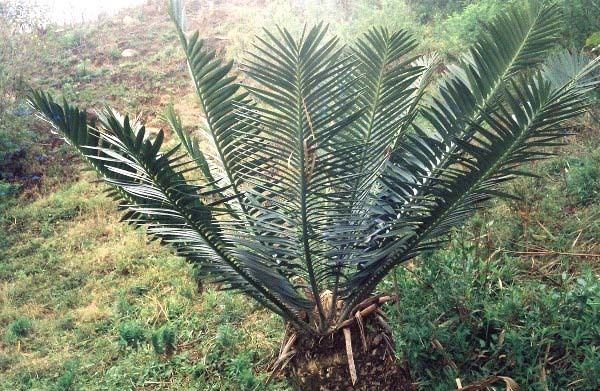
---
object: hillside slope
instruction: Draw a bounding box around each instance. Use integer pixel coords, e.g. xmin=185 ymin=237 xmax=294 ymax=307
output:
xmin=1 ymin=1 xmax=599 ymax=390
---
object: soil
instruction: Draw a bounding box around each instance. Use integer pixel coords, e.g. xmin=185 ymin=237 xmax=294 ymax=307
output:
xmin=282 ymin=315 xmax=415 ymax=390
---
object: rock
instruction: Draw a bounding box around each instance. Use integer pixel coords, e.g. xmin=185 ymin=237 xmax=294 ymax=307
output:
xmin=122 ymin=16 xmax=139 ymax=26
xmin=145 ymin=127 xmax=162 ymax=137
xmin=121 ymin=49 xmax=139 ymax=58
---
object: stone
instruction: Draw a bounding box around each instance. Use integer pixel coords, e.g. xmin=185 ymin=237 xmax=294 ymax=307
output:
xmin=122 ymin=16 xmax=139 ymax=26
xmin=121 ymin=49 xmax=139 ymax=58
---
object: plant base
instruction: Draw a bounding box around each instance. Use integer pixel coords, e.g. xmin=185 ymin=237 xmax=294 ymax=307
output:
xmin=282 ymin=316 xmax=415 ymax=390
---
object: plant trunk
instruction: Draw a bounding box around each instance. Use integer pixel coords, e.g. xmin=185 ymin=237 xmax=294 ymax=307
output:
xmin=281 ymin=314 xmax=415 ymax=390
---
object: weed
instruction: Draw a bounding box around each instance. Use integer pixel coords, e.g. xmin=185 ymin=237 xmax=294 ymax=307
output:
xmin=228 ymin=350 xmax=263 ymax=390
xmin=0 ymin=181 xmax=19 ymax=200
xmin=108 ymin=47 xmax=121 ymax=60
xmin=5 ymin=317 xmax=33 ymax=342
xmin=566 ymin=151 xmax=600 ymax=205
xmin=384 ymin=245 xmax=600 ymax=390
xmin=151 ymin=325 xmax=176 ymax=356
xmin=586 ymin=31 xmax=600 ymax=48
xmin=215 ymin=324 xmax=240 ymax=351
xmin=74 ymin=59 xmax=96 ymax=80
xmin=118 ymin=321 xmax=146 ymax=348
xmin=0 ymin=353 xmax=16 ymax=372
xmin=56 ymin=360 xmax=78 ymax=391
xmin=57 ymin=29 xmax=86 ymax=51
xmin=115 ymin=294 xmax=138 ymax=317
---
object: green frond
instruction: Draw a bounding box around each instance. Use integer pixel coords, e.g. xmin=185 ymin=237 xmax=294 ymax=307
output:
xmin=426 ymin=0 xmax=563 ymax=151
xmin=29 ymin=91 xmax=314 ymax=333
xmin=349 ymin=27 xmax=422 ymax=205
xmin=342 ymin=57 xmax=599 ymax=316
xmin=168 ymin=0 xmax=250 ymax=213
xmin=339 ymin=0 xmax=569 ymax=309
xmin=165 ymin=104 xmax=216 ymax=186
xmin=542 ymin=49 xmax=597 ymax=88
xmin=239 ymin=23 xmax=363 ymax=326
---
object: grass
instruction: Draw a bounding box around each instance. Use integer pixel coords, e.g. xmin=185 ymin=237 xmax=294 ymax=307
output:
xmin=1 ymin=173 xmax=287 ymax=390
xmin=1 ymin=1 xmax=599 ymax=389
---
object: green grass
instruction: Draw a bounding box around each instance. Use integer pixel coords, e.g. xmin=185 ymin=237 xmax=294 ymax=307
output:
xmin=0 ymin=174 xmax=288 ymax=390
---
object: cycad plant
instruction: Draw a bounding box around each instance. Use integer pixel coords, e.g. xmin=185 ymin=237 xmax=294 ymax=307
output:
xmin=29 ymin=0 xmax=598 ymax=389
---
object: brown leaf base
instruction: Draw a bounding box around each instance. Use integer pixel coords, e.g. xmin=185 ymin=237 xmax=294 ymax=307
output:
xmin=282 ymin=317 xmax=415 ymax=390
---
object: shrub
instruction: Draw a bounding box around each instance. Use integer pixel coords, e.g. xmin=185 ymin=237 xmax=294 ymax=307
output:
xmin=390 ymin=247 xmax=600 ymax=389
xmin=118 ymin=321 xmax=146 ymax=348
xmin=439 ymin=0 xmax=516 ymax=53
xmin=566 ymin=152 xmax=600 ymax=205
xmin=410 ymin=0 xmax=475 ymax=23
xmin=0 ymin=181 xmax=19 ymax=199
xmin=560 ymin=0 xmax=600 ymax=48
xmin=0 ymin=102 xmax=33 ymax=182
xmin=151 ymin=326 xmax=176 ymax=356
xmin=58 ymin=29 xmax=86 ymax=51
xmin=56 ymin=360 xmax=78 ymax=391
xmin=5 ymin=317 xmax=33 ymax=342
xmin=585 ymin=31 xmax=600 ymax=49
xmin=0 ymin=8 xmax=42 ymax=188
